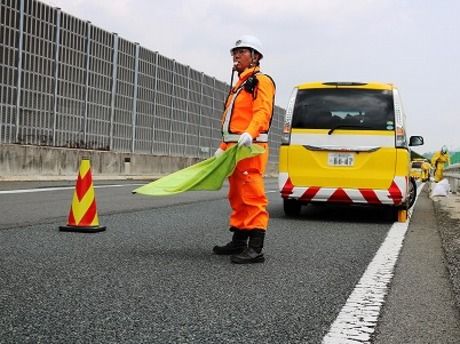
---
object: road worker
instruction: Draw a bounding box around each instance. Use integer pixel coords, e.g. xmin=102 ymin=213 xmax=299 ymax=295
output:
xmin=431 ymin=145 xmax=451 ymax=182
xmin=212 ymin=35 xmax=276 ymax=264
xmin=420 ymin=160 xmax=431 ymax=182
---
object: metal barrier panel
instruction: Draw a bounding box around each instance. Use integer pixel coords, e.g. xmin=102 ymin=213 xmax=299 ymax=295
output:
xmin=199 ymin=74 xmax=217 ymax=159
xmin=112 ymin=37 xmax=135 ymax=152
xmin=55 ymin=11 xmax=87 ymax=148
xmin=0 ymin=0 xmax=20 ymax=144
xmin=135 ymin=47 xmax=156 ymax=154
xmin=183 ymin=68 xmax=204 ymax=156
xmin=268 ymin=107 xmax=280 ymax=165
xmin=168 ymin=60 xmax=189 ymax=157
xmin=153 ymin=54 xmax=174 ymax=156
xmin=1 ymin=0 xmax=285 ymax=162
xmin=16 ymin=0 xmax=55 ymax=145
xmin=213 ymin=79 xmax=229 ymax=150
xmin=86 ymin=25 xmax=112 ymax=150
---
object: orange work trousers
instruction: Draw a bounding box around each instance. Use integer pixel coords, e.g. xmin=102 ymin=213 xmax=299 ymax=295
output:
xmin=227 ymin=143 xmax=269 ymax=231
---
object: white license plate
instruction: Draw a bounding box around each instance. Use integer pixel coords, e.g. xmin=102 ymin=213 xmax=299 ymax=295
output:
xmin=328 ymin=153 xmax=355 ymax=166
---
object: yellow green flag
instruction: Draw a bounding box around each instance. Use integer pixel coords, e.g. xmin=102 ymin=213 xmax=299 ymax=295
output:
xmin=133 ymin=144 xmax=264 ymax=196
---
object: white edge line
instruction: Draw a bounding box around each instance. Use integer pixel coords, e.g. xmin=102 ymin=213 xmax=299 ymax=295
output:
xmin=0 ymin=184 xmax=144 ymax=195
xmin=321 ymin=183 xmax=424 ymax=344
xmin=2 ymin=186 xmax=275 ymax=195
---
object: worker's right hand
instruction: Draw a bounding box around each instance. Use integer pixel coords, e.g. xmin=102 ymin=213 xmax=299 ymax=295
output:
xmin=214 ymin=148 xmax=224 ymax=157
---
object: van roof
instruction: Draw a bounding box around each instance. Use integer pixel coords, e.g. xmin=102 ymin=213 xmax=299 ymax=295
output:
xmin=296 ymin=81 xmax=395 ymax=90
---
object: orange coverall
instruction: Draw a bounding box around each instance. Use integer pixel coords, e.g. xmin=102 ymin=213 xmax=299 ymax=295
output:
xmin=219 ymin=66 xmax=275 ymax=231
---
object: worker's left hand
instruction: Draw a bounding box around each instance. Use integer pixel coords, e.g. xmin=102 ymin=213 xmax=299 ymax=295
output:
xmin=214 ymin=148 xmax=224 ymax=157
xmin=238 ymin=132 xmax=253 ymax=147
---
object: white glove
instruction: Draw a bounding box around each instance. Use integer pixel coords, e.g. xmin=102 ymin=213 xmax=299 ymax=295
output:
xmin=238 ymin=132 xmax=253 ymax=147
xmin=214 ymin=148 xmax=224 ymax=157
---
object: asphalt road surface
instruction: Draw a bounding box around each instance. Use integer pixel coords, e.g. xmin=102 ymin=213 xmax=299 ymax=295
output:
xmin=1 ymin=179 xmax=459 ymax=343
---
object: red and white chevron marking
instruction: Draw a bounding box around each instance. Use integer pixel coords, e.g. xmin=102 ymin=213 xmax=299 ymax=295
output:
xmin=278 ymin=172 xmax=407 ymax=205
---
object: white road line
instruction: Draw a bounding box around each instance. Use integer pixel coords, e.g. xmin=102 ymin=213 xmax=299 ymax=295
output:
xmin=1 ymin=186 xmax=276 ymax=195
xmin=321 ymin=184 xmax=424 ymax=344
xmin=0 ymin=184 xmax=143 ymax=195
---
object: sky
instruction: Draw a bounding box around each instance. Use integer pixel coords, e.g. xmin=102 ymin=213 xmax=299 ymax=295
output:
xmin=41 ymin=0 xmax=459 ymax=154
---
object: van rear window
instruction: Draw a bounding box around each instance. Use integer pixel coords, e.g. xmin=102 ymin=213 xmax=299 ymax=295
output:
xmin=291 ymin=88 xmax=395 ymax=130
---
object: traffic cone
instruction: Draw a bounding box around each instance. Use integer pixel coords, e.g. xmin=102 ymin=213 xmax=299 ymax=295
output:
xmin=59 ymin=158 xmax=106 ymax=233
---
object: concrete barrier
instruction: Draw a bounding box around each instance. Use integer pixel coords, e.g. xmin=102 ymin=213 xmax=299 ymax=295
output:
xmin=0 ymin=144 xmax=201 ymax=181
xmin=0 ymin=144 xmax=278 ymax=181
xmin=444 ymin=163 xmax=460 ymax=194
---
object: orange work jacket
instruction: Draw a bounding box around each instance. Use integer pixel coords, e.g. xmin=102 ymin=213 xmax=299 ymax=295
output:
xmin=219 ymin=66 xmax=275 ymax=150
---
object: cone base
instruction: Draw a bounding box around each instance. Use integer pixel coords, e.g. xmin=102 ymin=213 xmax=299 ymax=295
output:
xmin=59 ymin=224 xmax=106 ymax=233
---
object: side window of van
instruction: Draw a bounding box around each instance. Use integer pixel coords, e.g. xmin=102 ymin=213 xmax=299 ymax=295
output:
xmin=291 ymin=89 xmax=395 ymax=130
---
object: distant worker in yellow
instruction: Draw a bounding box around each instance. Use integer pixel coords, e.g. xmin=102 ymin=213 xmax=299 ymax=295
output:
xmin=431 ymin=145 xmax=450 ymax=182
xmin=420 ymin=160 xmax=431 ymax=182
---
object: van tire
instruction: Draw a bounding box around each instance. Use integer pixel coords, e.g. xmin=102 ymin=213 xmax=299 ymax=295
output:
xmin=407 ymin=178 xmax=417 ymax=209
xmin=283 ymin=199 xmax=301 ymax=216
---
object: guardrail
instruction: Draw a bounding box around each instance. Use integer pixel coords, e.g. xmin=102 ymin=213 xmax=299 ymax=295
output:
xmin=444 ymin=163 xmax=460 ymax=194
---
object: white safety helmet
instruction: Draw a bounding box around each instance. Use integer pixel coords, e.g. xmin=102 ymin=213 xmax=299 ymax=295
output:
xmin=441 ymin=145 xmax=448 ymax=154
xmin=231 ymin=35 xmax=263 ymax=58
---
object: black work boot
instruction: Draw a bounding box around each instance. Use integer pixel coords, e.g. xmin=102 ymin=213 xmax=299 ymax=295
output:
xmin=231 ymin=230 xmax=265 ymax=264
xmin=213 ymin=228 xmax=248 ymax=255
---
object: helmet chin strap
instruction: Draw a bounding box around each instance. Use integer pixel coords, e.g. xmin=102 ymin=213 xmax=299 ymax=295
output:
xmin=250 ymin=50 xmax=258 ymax=74
xmin=249 ymin=50 xmax=257 ymax=67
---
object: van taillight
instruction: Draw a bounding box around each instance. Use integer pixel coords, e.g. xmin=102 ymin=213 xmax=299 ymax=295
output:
xmin=282 ymin=88 xmax=298 ymax=145
xmin=396 ymin=127 xmax=407 ymax=148
xmin=282 ymin=122 xmax=291 ymax=144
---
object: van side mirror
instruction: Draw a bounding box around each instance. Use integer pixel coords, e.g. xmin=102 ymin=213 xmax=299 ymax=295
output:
xmin=409 ymin=136 xmax=424 ymax=146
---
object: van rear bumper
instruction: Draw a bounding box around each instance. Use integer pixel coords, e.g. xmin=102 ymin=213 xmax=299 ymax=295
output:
xmin=279 ymin=173 xmax=406 ymax=206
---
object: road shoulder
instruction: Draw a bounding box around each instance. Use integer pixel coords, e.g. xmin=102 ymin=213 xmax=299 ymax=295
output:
xmin=432 ymin=189 xmax=460 ymax=313
xmin=372 ymin=187 xmax=460 ymax=344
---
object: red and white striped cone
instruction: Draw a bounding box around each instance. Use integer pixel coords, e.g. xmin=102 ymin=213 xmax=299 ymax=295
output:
xmin=59 ymin=159 xmax=106 ymax=233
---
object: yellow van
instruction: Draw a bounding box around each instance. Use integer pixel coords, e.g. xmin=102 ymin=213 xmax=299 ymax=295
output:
xmin=410 ymin=159 xmax=424 ymax=180
xmin=278 ymin=81 xmax=424 ymax=220
xmin=411 ymin=159 xmax=431 ymax=182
